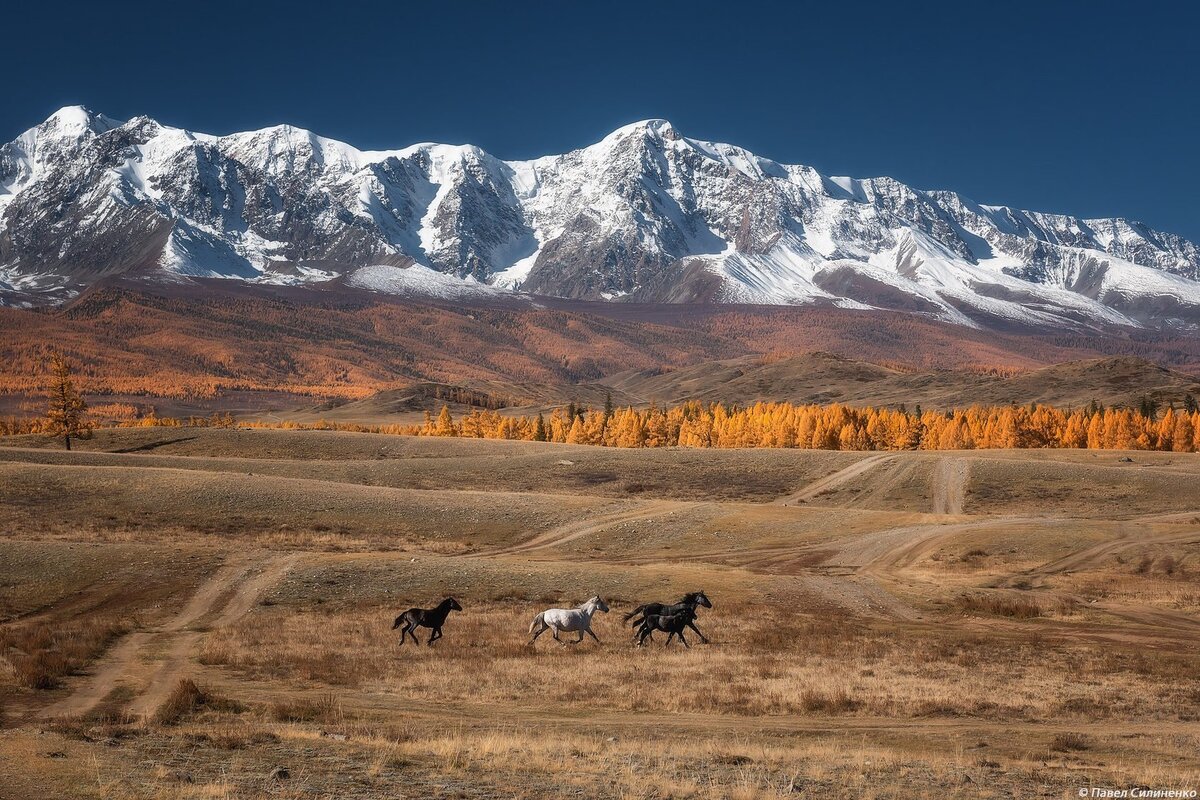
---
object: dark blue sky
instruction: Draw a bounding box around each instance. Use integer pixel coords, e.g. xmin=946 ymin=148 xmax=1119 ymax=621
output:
xmin=4 ymin=0 xmax=1198 ymax=239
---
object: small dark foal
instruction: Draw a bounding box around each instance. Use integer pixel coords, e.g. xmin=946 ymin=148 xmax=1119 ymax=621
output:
xmin=637 ymin=606 xmax=698 ymax=648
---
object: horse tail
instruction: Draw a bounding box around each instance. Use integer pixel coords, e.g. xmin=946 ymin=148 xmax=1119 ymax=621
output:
xmin=623 ymin=604 xmax=647 ymax=623
xmin=529 ymin=612 xmax=544 ymax=634
xmin=391 ymin=612 xmax=409 ymax=630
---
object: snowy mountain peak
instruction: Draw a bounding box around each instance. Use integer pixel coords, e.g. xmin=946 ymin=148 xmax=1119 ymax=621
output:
xmin=2 ymin=108 xmax=1199 ymax=332
xmin=40 ymin=105 xmax=121 ymax=139
xmin=219 ymin=123 xmax=369 ymax=175
xmin=605 ymin=118 xmax=678 ymax=140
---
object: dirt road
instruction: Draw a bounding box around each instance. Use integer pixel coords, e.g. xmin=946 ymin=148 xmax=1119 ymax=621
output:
xmin=41 ymin=553 xmax=300 ymax=721
xmin=773 ymin=454 xmax=894 ymax=506
xmin=480 ymin=500 xmax=686 ymax=557
xmin=932 ymin=457 xmax=969 ymax=515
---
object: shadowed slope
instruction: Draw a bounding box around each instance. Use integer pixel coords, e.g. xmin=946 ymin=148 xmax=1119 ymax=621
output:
xmin=4 ymin=281 xmax=1200 ymax=407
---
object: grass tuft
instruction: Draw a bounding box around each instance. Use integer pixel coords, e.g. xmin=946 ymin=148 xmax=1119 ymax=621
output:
xmin=1050 ymin=733 xmax=1092 ymax=752
xmin=271 ymin=693 xmax=345 ymax=724
xmin=954 ymin=592 xmax=1077 ymax=619
xmin=0 ymin=618 xmax=130 ymax=690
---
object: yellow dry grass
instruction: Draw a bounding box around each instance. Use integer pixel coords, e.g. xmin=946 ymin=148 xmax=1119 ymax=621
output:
xmin=195 ymin=603 xmax=1196 ymax=723
xmin=0 ymin=429 xmax=1198 ymax=798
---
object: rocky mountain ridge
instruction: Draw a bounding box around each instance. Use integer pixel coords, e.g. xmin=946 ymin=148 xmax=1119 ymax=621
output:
xmin=3 ymin=106 xmax=1199 ymax=331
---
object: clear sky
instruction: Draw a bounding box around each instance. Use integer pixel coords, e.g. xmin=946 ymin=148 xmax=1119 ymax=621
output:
xmin=4 ymin=0 xmax=1198 ymax=240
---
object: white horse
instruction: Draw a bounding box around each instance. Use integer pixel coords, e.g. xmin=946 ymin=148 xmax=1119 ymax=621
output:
xmin=528 ymin=595 xmax=609 ymax=646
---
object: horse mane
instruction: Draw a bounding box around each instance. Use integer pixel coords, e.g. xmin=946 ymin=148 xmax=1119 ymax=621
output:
xmin=581 ymin=596 xmax=606 ymax=611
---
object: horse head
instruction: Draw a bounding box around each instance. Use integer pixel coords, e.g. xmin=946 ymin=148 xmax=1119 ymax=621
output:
xmin=586 ymin=595 xmax=609 ymax=614
xmin=446 ymin=597 xmax=463 ymax=611
xmin=684 ymin=591 xmax=713 ymax=609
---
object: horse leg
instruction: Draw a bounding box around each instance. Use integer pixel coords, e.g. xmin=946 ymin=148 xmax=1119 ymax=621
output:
xmin=428 ymin=627 xmax=442 ymax=646
xmin=552 ymin=626 xmax=566 ymax=646
xmin=688 ymin=621 xmax=710 ymax=644
xmin=399 ymin=622 xmax=414 ymax=646
xmin=586 ymin=627 xmax=601 ymax=644
xmin=530 ymin=620 xmax=547 ymax=643
xmin=678 ymin=630 xmax=690 ymax=648
xmin=573 ymin=630 xmax=585 ymax=644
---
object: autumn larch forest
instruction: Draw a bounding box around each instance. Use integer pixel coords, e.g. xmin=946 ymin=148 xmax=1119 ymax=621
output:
xmin=17 ymin=397 xmax=1188 ymax=453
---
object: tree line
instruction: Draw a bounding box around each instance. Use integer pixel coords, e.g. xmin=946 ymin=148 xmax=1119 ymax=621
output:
xmin=399 ymin=396 xmax=1200 ymax=452
xmin=7 ymin=353 xmax=1200 ymax=453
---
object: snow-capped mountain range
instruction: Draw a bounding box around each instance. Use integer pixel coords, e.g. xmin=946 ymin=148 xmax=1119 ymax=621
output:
xmin=3 ymin=105 xmax=1199 ymax=330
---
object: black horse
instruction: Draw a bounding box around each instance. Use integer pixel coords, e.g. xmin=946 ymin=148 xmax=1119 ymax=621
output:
xmin=637 ymin=606 xmax=698 ymax=647
xmin=624 ymin=591 xmax=712 ymax=643
xmin=392 ymin=597 xmax=462 ymax=646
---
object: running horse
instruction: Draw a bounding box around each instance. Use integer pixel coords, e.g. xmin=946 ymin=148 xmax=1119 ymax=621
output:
xmin=392 ymin=597 xmax=463 ymax=646
xmin=623 ymin=590 xmax=712 ymax=643
xmin=636 ymin=605 xmax=698 ymax=647
xmin=528 ymin=595 xmax=609 ymax=646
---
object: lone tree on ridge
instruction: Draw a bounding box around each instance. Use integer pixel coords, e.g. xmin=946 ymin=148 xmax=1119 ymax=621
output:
xmin=45 ymin=350 xmax=92 ymax=450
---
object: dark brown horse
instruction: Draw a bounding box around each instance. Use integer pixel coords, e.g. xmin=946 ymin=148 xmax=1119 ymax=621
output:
xmin=392 ymin=597 xmax=462 ymax=646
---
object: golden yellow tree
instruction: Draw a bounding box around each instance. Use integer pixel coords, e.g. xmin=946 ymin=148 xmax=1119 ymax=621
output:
xmin=434 ymin=405 xmax=456 ymax=436
xmin=1170 ymin=411 xmax=1195 ymax=452
xmin=45 ymin=351 xmax=92 ymax=451
xmin=566 ymin=415 xmax=588 ymax=444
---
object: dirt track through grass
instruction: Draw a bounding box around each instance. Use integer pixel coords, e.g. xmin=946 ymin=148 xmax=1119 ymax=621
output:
xmin=126 ymin=553 xmax=300 ymax=720
xmin=932 ymin=457 xmax=969 ymax=514
xmin=774 ymin=453 xmax=894 ymax=505
xmin=39 ymin=553 xmax=300 ymax=721
xmin=479 ymin=499 xmax=687 ymax=556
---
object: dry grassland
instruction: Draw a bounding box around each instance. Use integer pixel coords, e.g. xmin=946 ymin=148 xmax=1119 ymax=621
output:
xmin=0 ymin=428 xmax=1197 ymax=798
